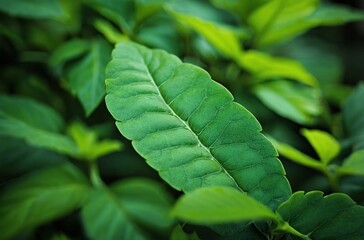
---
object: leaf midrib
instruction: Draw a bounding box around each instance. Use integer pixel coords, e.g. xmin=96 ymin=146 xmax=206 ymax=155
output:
xmin=139 ymin=50 xmax=244 ymax=193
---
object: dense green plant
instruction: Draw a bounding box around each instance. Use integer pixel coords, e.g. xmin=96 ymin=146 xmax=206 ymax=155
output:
xmin=1 ymin=0 xmax=364 ymax=239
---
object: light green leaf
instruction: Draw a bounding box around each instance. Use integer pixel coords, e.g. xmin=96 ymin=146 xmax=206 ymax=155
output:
xmin=342 ymin=83 xmax=364 ymax=150
xmin=105 ymin=41 xmax=291 ymax=210
xmin=338 ymin=150 xmax=364 ymax=177
xmin=67 ymin=122 xmax=122 ymax=161
xmin=171 ymin=186 xmax=278 ymax=224
xmin=0 ymin=0 xmax=65 ymax=19
xmin=238 ymin=51 xmax=318 ymax=87
xmin=248 ymin=0 xmax=319 ymax=47
xmin=277 ymin=191 xmax=364 ymax=239
xmin=0 ymin=163 xmax=91 ymax=240
xmin=0 ymin=95 xmax=78 ymax=155
xmin=253 ymin=80 xmax=321 ymax=124
xmin=65 ymin=39 xmax=112 ymax=116
xmin=167 ymin=10 xmax=243 ymax=58
xmin=93 ymin=19 xmax=128 ymax=44
xmin=269 ymin=137 xmax=323 ymax=171
xmin=301 ymin=129 xmax=340 ymax=165
xmin=82 ymin=178 xmax=173 ymax=240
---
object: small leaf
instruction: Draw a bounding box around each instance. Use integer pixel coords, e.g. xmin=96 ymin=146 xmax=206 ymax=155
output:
xmin=93 ymin=19 xmax=128 ymax=44
xmin=170 ymin=225 xmax=199 ymax=240
xmin=301 ymin=129 xmax=340 ymax=165
xmin=65 ymin=39 xmax=112 ymax=116
xmin=67 ymin=122 xmax=122 ymax=161
xmin=277 ymin=191 xmax=364 ymax=239
xmin=342 ymin=83 xmax=364 ymax=150
xmin=338 ymin=150 xmax=364 ymax=177
xmin=253 ymin=80 xmax=321 ymax=124
xmin=167 ymin=9 xmax=243 ymax=58
xmin=238 ymin=51 xmax=318 ymax=87
xmin=270 ymin=137 xmax=323 ymax=171
xmin=105 ymin=41 xmax=291 ymax=210
xmin=0 ymin=95 xmax=78 ymax=155
xmin=0 ymin=163 xmax=91 ymax=239
xmin=0 ymin=0 xmax=65 ymax=19
xmin=82 ymin=178 xmax=173 ymax=240
xmin=171 ymin=186 xmax=278 ymax=224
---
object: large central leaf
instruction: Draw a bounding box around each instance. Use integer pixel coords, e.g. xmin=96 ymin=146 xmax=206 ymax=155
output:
xmin=105 ymin=42 xmax=291 ymax=209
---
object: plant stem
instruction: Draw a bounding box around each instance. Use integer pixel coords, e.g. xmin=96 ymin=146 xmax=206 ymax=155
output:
xmin=323 ymin=167 xmax=340 ymax=192
xmin=89 ymin=161 xmax=104 ymax=188
xmin=275 ymin=222 xmax=310 ymax=240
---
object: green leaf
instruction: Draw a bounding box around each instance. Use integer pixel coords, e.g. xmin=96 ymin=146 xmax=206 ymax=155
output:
xmin=0 ymin=0 xmax=65 ymax=19
xmin=238 ymin=51 xmax=318 ymax=87
xmin=93 ymin=19 xmax=128 ymax=44
xmin=67 ymin=122 xmax=122 ymax=161
xmin=0 ymin=163 xmax=91 ymax=239
xmin=253 ymin=80 xmax=321 ymax=124
xmin=170 ymin=225 xmax=199 ymax=240
xmin=82 ymin=178 xmax=173 ymax=240
xmin=342 ymin=83 xmax=364 ymax=150
xmin=105 ymin=41 xmax=291 ymax=210
xmin=167 ymin=9 xmax=243 ymax=58
xmin=171 ymin=186 xmax=278 ymax=224
xmin=248 ymin=0 xmax=319 ymax=47
xmin=301 ymin=129 xmax=340 ymax=165
xmin=338 ymin=150 xmax=364 ymax=177
xmin=277 ymin=191 xmax=364 ymax=239
xmin=0 ymin=137 xmax=66 ymax=182
xmin=65 ymin=39 xmax=112 ymax=116
xmin=269 ymin=137 xmax=323 ymax=171
xmin=307 ymin=3 xmax=364 ymax=26
xmin=0 ymin=95 xmax=78 ymax=155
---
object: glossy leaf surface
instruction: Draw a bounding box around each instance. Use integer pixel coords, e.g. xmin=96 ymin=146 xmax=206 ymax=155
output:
xmin=105 ymin=42 xmax=291 ymax=209
xmin=277 ymin=191 xmax=364 ymax=240
xmin=0 ymin=164 xmax=90 ymax=239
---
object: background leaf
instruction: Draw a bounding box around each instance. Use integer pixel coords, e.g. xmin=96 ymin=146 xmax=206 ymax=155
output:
xmin=105 ymin=41 xmax=291 ymax=210
xmin=0 ymin=0 xmax=65 ymax=19
xmin=253 ymin=80 xmax=321 ymax=124
xmin=338 ymin=150 xmax=364 ymax=177
xmin=82 ymin=178 xmax=173 ymax=240
xmin=171 ymin=186 xmax=277 ymax=224
xmin=342 ymin=83 xmax=364 ymax=150
xmin=277 ymin=191 xmax=364 ymax=239
xmin=0 ymin=163 xmax=91 ymax=240
xmin=65 ymin=39 xmax=112 ymax=116
xmin=301 ymin=129 xmax=340 ymax=165
xmin=0 ymin=95 xmax=78 ymax=155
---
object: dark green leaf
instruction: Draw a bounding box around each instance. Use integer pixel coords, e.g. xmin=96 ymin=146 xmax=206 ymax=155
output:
xmin=0 ymin=0 xmax=65 ymax=19
xmin=338 ymin=150 xmax=364 ymax=177
xmin=65 ymin=39 xmax=112 ymax=116
xmin=105 ymin=41 xmax=291 ymax=210
xmin=0 ymin=95 xmax=78 ymax=155
xmin=82 ymin=178 xmax=173 ymax=240
xmin=0 ymin=163 xmax=91 ymax=240
xmin=342 ymin=83 xmax=364 ymax=150
xmin=277 ymin=191 xmax=364 ymax=240
xmin=171 ymin=186 xmax=277 ymax=224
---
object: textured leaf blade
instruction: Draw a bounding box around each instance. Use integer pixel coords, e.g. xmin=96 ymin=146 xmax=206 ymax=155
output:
xmin=277 ymin=191 xmax=364 ymax=240
xmin=105 ymin=41 xmax=291 ymax=209
xmin=301 ymin=129 xmax=340 ymax=165
xmin=0 ymin=163 xmax=91 ymax=239
xmin=171 ymin=186 xmax=277 ymax=224
xmin=0 ymin=95 xmax=78 ymax=155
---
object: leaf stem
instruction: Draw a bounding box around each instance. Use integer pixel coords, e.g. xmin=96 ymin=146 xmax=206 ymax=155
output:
xmin=275 ymin=222 xmax=310 ymax=240
xmin=89 ymin=161 xmax=104 ymax=188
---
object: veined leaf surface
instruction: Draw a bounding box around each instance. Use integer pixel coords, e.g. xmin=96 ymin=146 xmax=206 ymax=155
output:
xmin=105 ymin=42 xmax=291 ymax=209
